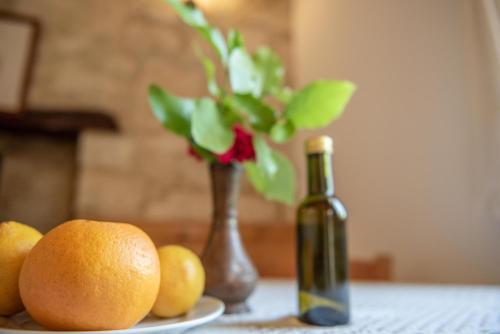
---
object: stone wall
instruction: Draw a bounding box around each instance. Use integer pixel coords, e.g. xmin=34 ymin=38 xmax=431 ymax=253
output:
xmin=0 ymin=0 xmax=293 ymax=227
xmin=0 ymin=133 xmax=76 ymax=232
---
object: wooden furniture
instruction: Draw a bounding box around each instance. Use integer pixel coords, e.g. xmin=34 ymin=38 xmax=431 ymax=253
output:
xmin=138 ymin=223 xmax=393 ymax=281
xmin=0 ymin=11 xmax=40 ymax=113
xmin=0 ymin=109 xmax=117 ymax=231
xmin=0 ymin=109 xmax=117 ymax=135
xmin=0 ymin=10 xmax=119 ymax=231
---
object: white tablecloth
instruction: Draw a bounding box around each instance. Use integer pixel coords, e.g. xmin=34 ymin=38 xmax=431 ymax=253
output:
xmin=193 ymin=280 xmax=500 ymax=334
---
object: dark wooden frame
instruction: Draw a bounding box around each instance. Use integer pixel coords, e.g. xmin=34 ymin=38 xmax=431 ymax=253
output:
xmin=0 ymin=11 xmax=40 ymax=114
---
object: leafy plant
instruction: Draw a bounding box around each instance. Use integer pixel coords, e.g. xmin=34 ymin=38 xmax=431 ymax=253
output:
xmin=149 ymin=0 xmax=356 ymax=205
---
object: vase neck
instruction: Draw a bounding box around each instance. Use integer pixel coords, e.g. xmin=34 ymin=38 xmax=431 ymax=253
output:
xmin=210 ymin=163 xmax=241 ymax=226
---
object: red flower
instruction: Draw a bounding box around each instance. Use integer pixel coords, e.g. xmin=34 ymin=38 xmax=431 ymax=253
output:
xmin=187 ymin=125 xmax=255 ymax=164
xmin=216 ymin=125 xmax=255 ymax=164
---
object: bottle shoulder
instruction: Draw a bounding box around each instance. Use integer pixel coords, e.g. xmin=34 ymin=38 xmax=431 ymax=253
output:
xmin=299 ymin=194 xmax=345 ymax=208
xmin=298 ymin=195 xmax=348 ymax=221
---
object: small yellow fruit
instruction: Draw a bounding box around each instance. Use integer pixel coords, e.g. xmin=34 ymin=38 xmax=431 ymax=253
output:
xmin=152 ymin=245 xmax=205 ymax=318
xmin=0 ymin=221 xmax=42 ymax=316
xmin=19 ymin=220 xmax=160 ymax=331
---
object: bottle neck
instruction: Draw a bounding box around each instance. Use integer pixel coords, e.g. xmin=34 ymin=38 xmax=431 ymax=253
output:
xmin=307 ymin=152 xmax=335 ymax=196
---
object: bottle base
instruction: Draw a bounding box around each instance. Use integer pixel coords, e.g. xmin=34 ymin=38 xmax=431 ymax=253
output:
xmin=299 ymin=307 xmax=349 ymax=326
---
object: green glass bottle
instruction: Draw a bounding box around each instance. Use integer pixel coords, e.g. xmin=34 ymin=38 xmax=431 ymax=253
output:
xmin=297 ymin=136 xmax=350 ymax=326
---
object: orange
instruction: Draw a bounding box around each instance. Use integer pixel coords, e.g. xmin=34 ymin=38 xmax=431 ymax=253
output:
xmin=0 ymin=221 xmax=42 ymax=316
xmin=19 ymin=220 xmax=160 ymax=331
xmin=152 ymin=245 xmax=205 ymax=318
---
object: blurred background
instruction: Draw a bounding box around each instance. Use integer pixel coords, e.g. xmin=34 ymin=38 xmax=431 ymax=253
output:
xmin=0 ymin=0 xmax=499 ymax=284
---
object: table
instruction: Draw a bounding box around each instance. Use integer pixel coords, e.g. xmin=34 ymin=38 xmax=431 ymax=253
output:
xmin=195 ymin=280 xmax=500 ymax=334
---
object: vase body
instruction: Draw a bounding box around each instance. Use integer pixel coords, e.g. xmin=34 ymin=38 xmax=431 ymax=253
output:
xmin=202 ymin=163 xmax=258 ymax=314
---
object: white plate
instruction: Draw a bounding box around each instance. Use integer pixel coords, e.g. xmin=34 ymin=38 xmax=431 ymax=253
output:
xmin=0 ymin=296 xmax=224 ymax=334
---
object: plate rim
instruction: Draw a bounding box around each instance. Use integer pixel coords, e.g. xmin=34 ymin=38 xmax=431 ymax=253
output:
xmin=0 ymin=296 xmax=225 ymax=334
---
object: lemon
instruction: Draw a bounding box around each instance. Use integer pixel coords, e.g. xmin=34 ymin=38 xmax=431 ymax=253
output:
xmin=152 ymin=245 xmax=205 ymax=318
xmin=0 ymin=221 xmax=42 ymax=316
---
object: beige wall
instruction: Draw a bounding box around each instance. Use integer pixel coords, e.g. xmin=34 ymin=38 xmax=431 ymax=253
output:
xmin=293 ymin=0 xmax=500 ymax=284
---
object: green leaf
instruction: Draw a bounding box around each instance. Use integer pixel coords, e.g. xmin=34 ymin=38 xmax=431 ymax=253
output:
xmin=285 ymin=80 xmax=356 ymax=129
xmin=190 ymin=141 xmax=215 ymax=162
xmin=196 ymin=26 xmax=228 ymax=64
xmin=229 ymin=94 xmax=276 ymax=132
xmin=192 ymin=98 xmax=234 ymax=153
xmin=165 ymin=0 xmax=228 ymax=63
xmin=274 ymin=86 xmax=294 ymax=104
xmin=200 ymin=56 xmax=220 ymax=96
xmin=270 ymin=119 xmax=295 ymax=143
xmin=253 ymin=47 xmax=284 ymax=96
xmin=228 ymin=29 xmax=244 ymax=53
xmin=262 ymin=151 xmax=295 ymax=204
xmin=244 ymin=151 xmax=295 ymax=205
xmin=165 ymin=0 xmax=207 ymax=26
xmin=253 ymin=135 xmax=277 ymax=176
xmin=228 ymin=48 xmax=262 ymax=97
xmin=244 ymin=162 xmax=266 ymax=193
xmin=148 ymin=84 xmax=195 ymax=138
xmin=220 ymin=103 xmax=243 ymax=127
